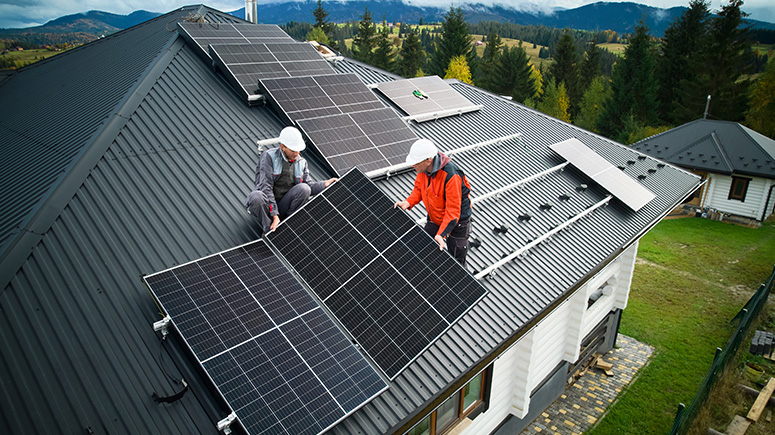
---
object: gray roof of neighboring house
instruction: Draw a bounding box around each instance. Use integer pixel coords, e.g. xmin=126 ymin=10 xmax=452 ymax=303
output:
xmin=0 ymin=6 xmax=701 ymax=435
xmin=631 ymin=119 xmax=775 ymax=179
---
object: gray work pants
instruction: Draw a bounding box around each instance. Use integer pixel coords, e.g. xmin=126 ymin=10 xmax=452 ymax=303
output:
xmin=245 ymin=183 xmax=311 ymax=233
xmin=424 ymin=217 xmax=472 ymax=266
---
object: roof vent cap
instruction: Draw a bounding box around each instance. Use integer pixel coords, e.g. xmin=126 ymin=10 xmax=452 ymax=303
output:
xmin=493 ymin=224 xmax=509 ymax=234
xmin=540 ymin=202 xmax=553 ymax=211
xmin=576 ymin=184 xmax=588 ymax=191
xmin=518 ymin=213 xmax=532 ymax=222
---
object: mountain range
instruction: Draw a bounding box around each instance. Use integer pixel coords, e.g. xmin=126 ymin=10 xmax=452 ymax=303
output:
xmin=2 ymin=1 xmax=773 ymax=46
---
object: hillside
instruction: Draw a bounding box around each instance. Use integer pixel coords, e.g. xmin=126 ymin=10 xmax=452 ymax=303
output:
xmin=2 ymin=1 xmax=773 ymax=46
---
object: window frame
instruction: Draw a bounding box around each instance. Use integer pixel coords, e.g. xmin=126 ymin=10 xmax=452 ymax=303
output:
xmin=406 ymin=367 xmax=491 ymax=435
xmin=728 ymin=176 xmax=751 ymax=202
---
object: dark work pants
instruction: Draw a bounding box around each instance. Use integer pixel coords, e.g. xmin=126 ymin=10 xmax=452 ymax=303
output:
xmin=424 ymin=217 xmax=472 ymax=266
xmin=245 ymin=183 xmax=312 ymax=233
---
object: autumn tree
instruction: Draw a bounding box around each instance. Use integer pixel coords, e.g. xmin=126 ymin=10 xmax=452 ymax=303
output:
xmin=429 ymin=7 xmax=475 ymax=77
xmin=745 ymin=59 xmax=775 ymax=138
xmin=353 ymin=8 xmax=377 ymax=64
xmin=536 ymin=78 xmax=571 ymax=122
xmin=444 ymin=55 xmax=473 ymax=84
xmin=397 ymin=28 xmax=424 ymax=78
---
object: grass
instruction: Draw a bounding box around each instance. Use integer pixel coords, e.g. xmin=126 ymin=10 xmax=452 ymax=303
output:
xmin=1 ymin=47 xmax=71 ymax=68
xmin=598 ymin=43 xmax=628 ymax=56
xmin=586 ymin=217 xmax=775 ymax=435
xmin=470 ymin=34 xmax=551 ymax=70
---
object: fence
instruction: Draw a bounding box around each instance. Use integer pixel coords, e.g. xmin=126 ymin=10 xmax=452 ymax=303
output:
xmin=668 ymin=265 xmax=775 ymax=435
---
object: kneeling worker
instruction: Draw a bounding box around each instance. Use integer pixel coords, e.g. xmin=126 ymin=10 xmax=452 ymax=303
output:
xmin=245 ymin=126 xmax=336 ymax=233
xmin=394 ymin=138 xmax=473 ymax=265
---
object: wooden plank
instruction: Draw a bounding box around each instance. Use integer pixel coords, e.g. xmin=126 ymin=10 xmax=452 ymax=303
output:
xmin=596 ymin=359 xmax=614 ymax=371
xmin=747 ymin=377 xmax=775 ymax=422
xmin=726 ymin=415 xmax=751 ymax=435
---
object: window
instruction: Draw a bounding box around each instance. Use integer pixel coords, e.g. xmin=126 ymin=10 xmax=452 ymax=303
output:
xmin=407 ymin=368 xmax=490 ymax=435
xmin=729 ymin=176 xmax=751 ymax=201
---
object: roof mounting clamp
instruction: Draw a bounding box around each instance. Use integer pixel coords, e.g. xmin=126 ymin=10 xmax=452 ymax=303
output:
xmin=153 ymin=316 xmax=172 ymax=340
xmin=217 ymin=412 xmax=238 ymax=434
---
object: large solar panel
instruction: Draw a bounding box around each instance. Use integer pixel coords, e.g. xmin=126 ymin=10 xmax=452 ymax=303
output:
xmin=260 ymin=74 xmax=418 ymax=175
xmin=550 ymin=138 xmax=656 ymax=211
xmin=266 ymin=169 xmax=487 ymax=380
xmin=144 ymin=240 xmax=387 ymax=435
xmin=210 ymin=43 xmax=335 ymax=98
xmin=259 ymin=74 xmax=385 ymax=122
xmin=298 ymin=108 xmax=417 ymax=174
xmin=375 ymin=76 xmax=482 ymax=122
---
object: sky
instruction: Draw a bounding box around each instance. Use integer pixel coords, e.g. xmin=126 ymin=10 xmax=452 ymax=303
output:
xmin=1 ymin=0 xmax=772 ymax=29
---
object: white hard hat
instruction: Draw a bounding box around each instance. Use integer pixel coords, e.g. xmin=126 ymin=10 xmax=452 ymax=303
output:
xmin=405 ymin=138 xmax=438 ymax=165
xmin=279 ymin=126 xmax=306 ymax=152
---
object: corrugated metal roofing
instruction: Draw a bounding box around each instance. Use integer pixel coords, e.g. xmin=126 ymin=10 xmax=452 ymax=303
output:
xmin=631 ymin=119 xmax=775 ymax=179
xmin=0 ymin=9 xmax=701 ymax=435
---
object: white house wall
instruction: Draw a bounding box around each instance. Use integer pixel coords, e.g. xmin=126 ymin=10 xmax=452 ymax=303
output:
xmin=462 ymin=241 xmax=639 ymax=435
xmin=703 ymin=174 xmax=775 ymax=220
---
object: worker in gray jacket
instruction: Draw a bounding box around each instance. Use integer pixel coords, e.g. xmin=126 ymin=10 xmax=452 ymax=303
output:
xmin=245 ymin=127 xmax=336 ymax=233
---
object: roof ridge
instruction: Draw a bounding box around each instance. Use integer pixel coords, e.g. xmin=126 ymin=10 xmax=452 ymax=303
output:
xmin=737 ymin=123 xmax=775 ymax=162
xmin=710 ymin=131 xmax=734 ymax=171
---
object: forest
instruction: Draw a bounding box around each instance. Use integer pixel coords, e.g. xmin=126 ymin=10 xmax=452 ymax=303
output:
xmin=284 ymin=0 xmax=775 ymax=143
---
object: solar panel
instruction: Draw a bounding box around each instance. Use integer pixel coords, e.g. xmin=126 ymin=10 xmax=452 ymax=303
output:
xmin=210 ymin=43 xmax=335 ymax=98
xmin=550 ymin=138 xmax=656 ymax=211
xmin=266 ymin=169 xmax=487 ymax=380
xmin=178 ymin=22 xmax=293 ymax=60
xmin=298 ymin=108 xmax=416 ymax=175
xmin=144 ymin=240 xmax=387 ymax=435
xmin=260 ymin=74 xmax=385 ymax=122
xmin=375 ymin=76 xmax=482 ymax=122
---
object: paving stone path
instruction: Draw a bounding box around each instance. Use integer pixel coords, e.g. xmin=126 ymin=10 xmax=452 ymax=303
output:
xmin=518 ymin=334 xmax=654 ymax=435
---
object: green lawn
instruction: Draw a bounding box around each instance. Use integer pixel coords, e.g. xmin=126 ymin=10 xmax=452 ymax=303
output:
xmin=586 ymin=217 xmax=775 ymax=434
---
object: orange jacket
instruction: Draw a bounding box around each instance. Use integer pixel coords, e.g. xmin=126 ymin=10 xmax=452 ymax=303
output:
xmin=406 ymin=153 xmax=472 ymax=237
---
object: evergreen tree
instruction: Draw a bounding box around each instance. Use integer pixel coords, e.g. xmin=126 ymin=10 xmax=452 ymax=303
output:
xmin=444 ymin=55 xmax=473 ymax=84
xmin=312 ymin=0 xmax=333 ymax=35
xmin=373 ymin=20 xmax=395 ymax=72
xmin=579 ymin=40 xmax=603 ymax=93
xmin=397 ymin=29 xmax=425 ymax=78
xmin=478 ymin=32 xmax=503 ymax=90
xmin=491 ymin=43 xmax=536 ymax=103
xmin=598 ymin=22 xmax=659 ymax=140
xmin=311 ymin=0 xmax=337 ymax=49
xmin=549 ymin=29 xmax=580 ymax=113
xmin=429 ymin=7 xmax=475 ymax=77
xmin=575 ymin=76 xmax=611 ymax=133
xmin=658 ymin=0 xmax=710 ymax=124
xmin=675 ymin=0 xmax=752 ymax=123
xmin=536 ymin=78 xmax=571 ymax=122
xmin=745 ymin=59 xmax=775 ymax=138
xmin=353 ymin=8 xmax=377 ymax=64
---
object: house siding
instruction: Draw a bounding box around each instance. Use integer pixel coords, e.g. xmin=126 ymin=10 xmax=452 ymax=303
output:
xmin=704 ymin=174 xmax=775 ymax=219
xmin=459 ymin=242 xmax=638 ymax=435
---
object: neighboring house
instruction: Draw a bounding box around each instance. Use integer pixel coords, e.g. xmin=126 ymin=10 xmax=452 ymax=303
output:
xmin=0 ymin=6 xmax=700 ymax=435
xmin=632 ymin=119 xmax=775 ymax=222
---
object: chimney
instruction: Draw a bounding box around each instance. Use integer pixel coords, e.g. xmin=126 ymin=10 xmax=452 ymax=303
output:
xmin=246 ymin=0 xmax=258 ymax=23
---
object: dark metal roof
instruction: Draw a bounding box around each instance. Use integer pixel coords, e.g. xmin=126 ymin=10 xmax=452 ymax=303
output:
xmin=0 ymin=9 xmax=701 ymax=435
xmin=631 ymin=119 xmax=775 ymax=179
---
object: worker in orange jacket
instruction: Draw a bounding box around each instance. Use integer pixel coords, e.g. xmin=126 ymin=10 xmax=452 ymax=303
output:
xmin=394 ymin=139 xmax=473 ymax=266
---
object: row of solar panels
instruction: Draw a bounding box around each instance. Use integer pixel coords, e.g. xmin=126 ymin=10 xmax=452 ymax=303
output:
xmin=145 ymin=170 xmax=488 ymax=435
xmin=178 ymin=22 xmax=483 ymax=176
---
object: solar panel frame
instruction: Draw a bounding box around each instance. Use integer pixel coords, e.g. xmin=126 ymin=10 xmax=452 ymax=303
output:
xmin=265 ymin=169 xmax=487 ymax=380
xmin=550 ymin=138 xmax=656 ymax=211
xmin=177 ymin=22 xmax=294 ymax=60
xmin=375 ymin=76 xmax=482 ymax=122
xmin=144 ymin=240 xmax=387 ymax=435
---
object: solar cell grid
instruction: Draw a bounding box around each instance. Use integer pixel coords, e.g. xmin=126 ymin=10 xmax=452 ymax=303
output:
xmin=266 ymin=169 xmax=487 ymax=379
xmin=144 ymin=240 xmax=387 ymax=435
xmin=375 ymin=76 xmax=482 ymax=121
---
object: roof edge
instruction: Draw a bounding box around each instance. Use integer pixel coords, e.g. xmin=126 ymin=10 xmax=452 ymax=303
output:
xmin=0 ymin=35 xmax=186 ymax=293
